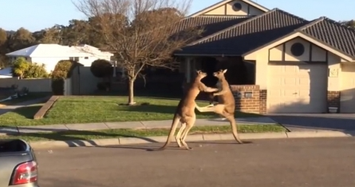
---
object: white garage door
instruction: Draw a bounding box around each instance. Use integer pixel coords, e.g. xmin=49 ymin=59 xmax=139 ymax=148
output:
xmin=340 ymin=64 xmax=355 ymax=113
xmin=268 ymin=63 xmax=327 ymax=113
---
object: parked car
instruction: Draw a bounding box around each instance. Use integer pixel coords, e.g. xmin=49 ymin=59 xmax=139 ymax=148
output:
xmin=0 ymin=139 xmax=39 ymax=187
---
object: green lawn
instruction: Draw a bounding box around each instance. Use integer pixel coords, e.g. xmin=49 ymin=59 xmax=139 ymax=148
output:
xmin=0 ymin=124 xmax=286 ymax=142
xmin=0 ymin=96 xmax=262 ymax=126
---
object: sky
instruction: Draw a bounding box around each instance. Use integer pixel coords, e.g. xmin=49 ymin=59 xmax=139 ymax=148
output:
xmin=0 ymin=0 xmax=354 ymax=32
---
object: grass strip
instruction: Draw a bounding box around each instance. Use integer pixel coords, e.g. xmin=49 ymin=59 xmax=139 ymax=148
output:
xmin=0 ymin=124 xmax=287 ymax=142
xmin=0 ymin=96 xmax=262 ymax=126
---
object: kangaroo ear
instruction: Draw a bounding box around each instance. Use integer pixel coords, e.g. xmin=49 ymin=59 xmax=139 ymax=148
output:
xmin=222 ymin=69 xmax=227 ymax=74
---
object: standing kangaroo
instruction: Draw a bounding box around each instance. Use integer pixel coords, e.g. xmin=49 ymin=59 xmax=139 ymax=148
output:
xmin=196 ymin=69 xmax=243 ymax=144
xmin=154 ymin=70 xmax=219 ymax=151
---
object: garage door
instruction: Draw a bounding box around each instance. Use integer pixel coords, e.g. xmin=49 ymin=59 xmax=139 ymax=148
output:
xmin=340 ymin=64 xmax=355 ymax=113
xmin=268 ymin=63 xmax=327 ymax=113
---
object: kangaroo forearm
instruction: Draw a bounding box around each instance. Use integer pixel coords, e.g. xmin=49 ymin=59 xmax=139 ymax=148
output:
xmin=204 ymin=87 xmax=219 ymax=92
xmin=214 ymin=90 xmax=226 ymax=96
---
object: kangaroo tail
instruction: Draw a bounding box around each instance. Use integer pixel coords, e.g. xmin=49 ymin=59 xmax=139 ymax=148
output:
xmin=153 ymin=114 xmax=180 ymax=151
xmin=229 ymin=116 xmax=243 ymax=144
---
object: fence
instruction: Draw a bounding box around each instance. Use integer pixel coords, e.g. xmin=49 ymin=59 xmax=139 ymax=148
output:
xmin=0 ymin=77 xmax=52 ymax=92
xmin=64 ymin=78 xmax=72 ymax=95
xmin=70 ymin=66 xmax=101 ymax=95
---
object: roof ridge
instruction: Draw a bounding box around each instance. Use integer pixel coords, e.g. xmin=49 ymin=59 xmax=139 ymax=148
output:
xmin=180 ymin=15 xmax=247 ymax=22
xmin=322 ymin=16 xmax=355 ymax=33
xmin=188 ymin=8 xmax=307 ymax=46
xmin=298 ymin=16 xmax=355 ymax=34
xmin=193 ymin=15 xmax=251 ymax=18
xmin=295 ymin=17 xmax=325 ymax=31
xmin=187 ymin=9 xmax=278 ymax=46
xmin=272 ymin=8 xmax=308 ymax=22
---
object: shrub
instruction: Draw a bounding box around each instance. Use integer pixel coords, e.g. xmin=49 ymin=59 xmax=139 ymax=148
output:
xmin=24 ymin=63 xmax=49 ymax=78
xmin=51 ymin=60 xmax=76 ymax=95
xmin=12 ymin=58 xmax=50 ymax=79
xmin=51 ymin=60 xmax=74 ymax=79
xmin=12 ymin=57 xmax=30 ymax=78
xmin=91 ymin=59 xmax=113 ymax=91
xmin=90 ymin=59 xmax=113 ymax=78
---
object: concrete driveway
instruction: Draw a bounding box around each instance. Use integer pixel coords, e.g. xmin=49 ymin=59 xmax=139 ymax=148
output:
xmin=267 ymin=113 xmax=355 ymax=132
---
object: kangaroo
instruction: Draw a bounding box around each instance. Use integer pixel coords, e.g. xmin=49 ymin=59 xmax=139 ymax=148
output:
xmin=208 ymin=79 xmax=222 ymax=105
xmin=196 ymin=69 xmax=243 ymax=144
xmin=153 ymin=70 xmax=219 ymax=151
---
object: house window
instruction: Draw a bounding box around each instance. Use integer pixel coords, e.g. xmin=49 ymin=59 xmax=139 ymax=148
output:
xmin=232 ymin=2 xmax=242 ymax=11
xmin=290 ymin=43 xmax=305 ymax=57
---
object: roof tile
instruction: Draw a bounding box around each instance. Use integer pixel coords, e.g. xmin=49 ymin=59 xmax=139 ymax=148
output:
xmin=176 ymin=8 xmax=309 ymax=55
xmin=300 ymin=17 xmax=355 ymax=58
xmin=174 ymin=16 xmax=252 ymax=40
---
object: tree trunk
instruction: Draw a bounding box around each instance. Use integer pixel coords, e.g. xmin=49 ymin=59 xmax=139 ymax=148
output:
xmin=127 ymin=78 xmax=136 ymax=105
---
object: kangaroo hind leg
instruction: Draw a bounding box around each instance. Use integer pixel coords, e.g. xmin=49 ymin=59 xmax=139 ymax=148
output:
xmin=180 ymin=117 xmax=196 ymax=150
xmin=224 ymin=114 xmax=243 ymax=144
xmin=175 ymin=122 xmax=186 ymax=148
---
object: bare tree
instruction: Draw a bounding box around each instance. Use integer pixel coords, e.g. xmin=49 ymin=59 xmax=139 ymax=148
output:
xmin=73 ymin=0 xmax=202 ymax=105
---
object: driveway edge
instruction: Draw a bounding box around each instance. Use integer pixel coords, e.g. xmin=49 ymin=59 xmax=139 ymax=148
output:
xmin=28 ymin=130 xmax=354 ymax=150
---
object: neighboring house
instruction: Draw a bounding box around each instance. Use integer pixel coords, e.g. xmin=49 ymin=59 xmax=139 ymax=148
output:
xmin=0 ymin=67 xmax=12 ymax=78
xmin=173 ymin=0 xmax=355 ymax=114
xmin=6 ymin=44 xmax=114 ymax=73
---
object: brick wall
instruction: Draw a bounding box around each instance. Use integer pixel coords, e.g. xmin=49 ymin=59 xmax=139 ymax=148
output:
xmin=230 ymin=85 xmax=264 ymax=114
xmin=259 ymin=90 xmax=267 ymax=114
xmin=327 ymin=91 xmax=340 ymax=113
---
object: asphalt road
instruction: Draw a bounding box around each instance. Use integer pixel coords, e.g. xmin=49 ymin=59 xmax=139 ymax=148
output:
xmin=267 ymin=113 xmax=355 ymax=132
xmin=36 ymin=138 xmax=355 ymax=187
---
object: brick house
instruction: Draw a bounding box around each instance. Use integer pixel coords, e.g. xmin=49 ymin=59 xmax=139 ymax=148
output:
xmin=173 ymin=0 xmax=355 ymax=114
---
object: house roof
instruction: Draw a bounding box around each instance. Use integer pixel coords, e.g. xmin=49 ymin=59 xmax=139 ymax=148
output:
xmin=175 ymin=8 xmax=309 ymax=56
xmin=242 ymin=16 xmax=355 ymax=60
xmin=298 ymin=17 xmax=355 ymax=58
xmin=175 ymin=3 xmax=355 ymax=59
xmin=175 ymin=15 xmax=252 ymax=40
xmin=188 ymin=0 xmax=269 ymax=17
xmin=6 ymin=44 xmax=114 ymax=58
xmin=0 ymin=67 xmax=12 ymax=78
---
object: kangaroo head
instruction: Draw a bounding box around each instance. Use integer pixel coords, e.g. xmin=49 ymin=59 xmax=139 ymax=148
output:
xmin=213 ymin=69 xmax=227 ymax=80
xmin=195 ymin=70 xmax=208 ymax=80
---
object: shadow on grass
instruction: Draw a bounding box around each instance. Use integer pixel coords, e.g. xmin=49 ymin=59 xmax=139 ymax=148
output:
xmin=91 ymin=89 xmax=184 ymax=99
xmin=119 ymin=103 xmax=261 ymax=118
xmin=119 ymin=104 xmax=178 ymax=114
xmin=91 ymin=89 xmax=218 ymax=103
xmin=0 ymin=95 xmax=48 ymax=116
xmin=8 ymin=105 xmax=42 ymax=119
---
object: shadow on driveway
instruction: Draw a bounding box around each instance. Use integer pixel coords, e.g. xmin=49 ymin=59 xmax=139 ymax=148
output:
xmin=266 ymin=113 xmax=355 ymax=132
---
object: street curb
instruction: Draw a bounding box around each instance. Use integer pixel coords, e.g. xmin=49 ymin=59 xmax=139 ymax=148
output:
xmin=28 ymin=130 xmax=354 ymax=150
